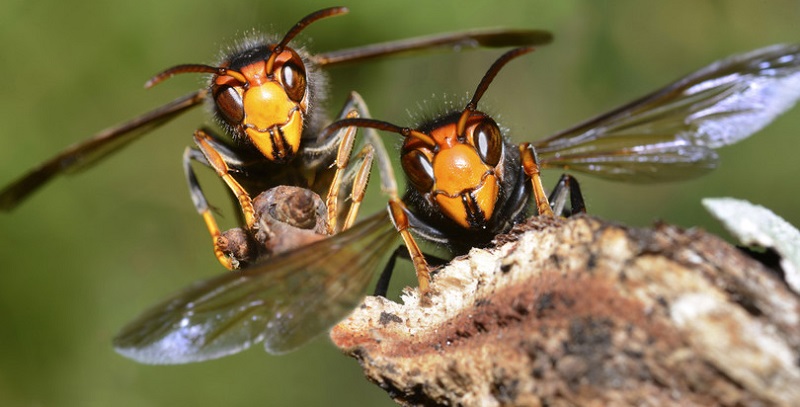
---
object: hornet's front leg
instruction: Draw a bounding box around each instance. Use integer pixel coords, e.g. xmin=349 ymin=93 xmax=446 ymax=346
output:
xmin=182 ymin=128 xmax=262 ymax=270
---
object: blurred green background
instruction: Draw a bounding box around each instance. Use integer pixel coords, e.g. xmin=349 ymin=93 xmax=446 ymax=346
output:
xmin=1 ymin=0 xmax=798 ymax=406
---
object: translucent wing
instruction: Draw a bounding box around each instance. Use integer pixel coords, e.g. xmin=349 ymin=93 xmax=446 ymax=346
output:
xmin=534 ymin=44 xmax=800 ymax=182
xmin=0 ymin=90 xmax=206 ymax=210
xmin=313 ymin=29 xmax=553 ymax=66
xmin=113 ymin=211 xmax=397 ymax=364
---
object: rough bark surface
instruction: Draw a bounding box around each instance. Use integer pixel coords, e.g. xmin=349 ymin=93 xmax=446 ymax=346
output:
xmin=331 ymin=215 xmax=800 ymax=406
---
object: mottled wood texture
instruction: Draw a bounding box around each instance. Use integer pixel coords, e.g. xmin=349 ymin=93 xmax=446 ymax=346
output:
xmin=332 ymin=215 xmax=800 ymax=406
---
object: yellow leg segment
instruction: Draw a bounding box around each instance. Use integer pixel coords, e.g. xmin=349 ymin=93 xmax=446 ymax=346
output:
xmin=388 ymin=199 xmax=431 ymax=295
xmin=200 ymin=210 xmax=235 ymax=270
xmin=324 ymin=113 xmax=359 ymax=234
xmin=519 ymin=142 xmax=554 ymax=217
xmin=194 ymin=130 xmax=257 ymax=229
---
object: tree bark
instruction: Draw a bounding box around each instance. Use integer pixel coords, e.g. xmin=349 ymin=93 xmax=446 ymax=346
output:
xmin=331 ymin=215 xmax=800 ymax=406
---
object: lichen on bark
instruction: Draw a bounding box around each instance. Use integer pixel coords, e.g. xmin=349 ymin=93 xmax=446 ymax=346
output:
xmin=332 ymin=215 xmax=800 ymax=406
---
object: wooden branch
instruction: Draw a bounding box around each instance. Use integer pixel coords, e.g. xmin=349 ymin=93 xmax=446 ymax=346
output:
xmin=331 ymin=215 xmax=800 ymax=406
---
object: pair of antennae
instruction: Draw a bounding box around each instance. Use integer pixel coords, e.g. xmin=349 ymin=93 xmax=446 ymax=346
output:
xmin=322 ymin=46 xmax=535 ymax=146
xmin=144 ymin=6 xmax=349 ymax=89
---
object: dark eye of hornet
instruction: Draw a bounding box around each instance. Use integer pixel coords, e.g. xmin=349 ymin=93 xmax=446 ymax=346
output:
xmin=214 ymin=86 xmax=245 ymax=124
xmin=281 ymin=60 xmax=307 ymax=103
xmin=472 ymin=119 xmax=503 ymax=167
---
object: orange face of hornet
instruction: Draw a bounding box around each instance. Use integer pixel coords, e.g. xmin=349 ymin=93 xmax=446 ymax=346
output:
xmin=401 ymin=112 xmax=505 ymax=229
xmin=212 ymin=46 xmax=309 ymax=163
